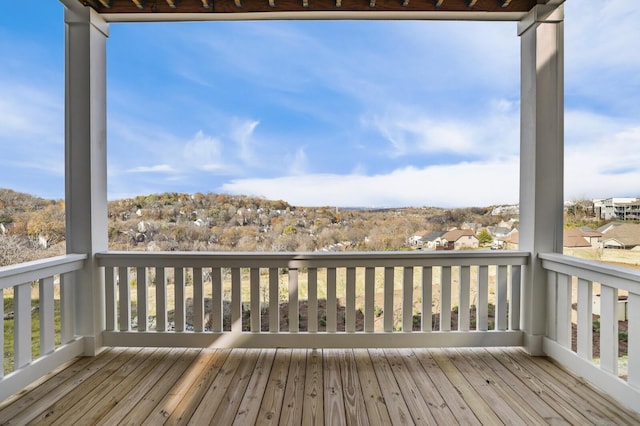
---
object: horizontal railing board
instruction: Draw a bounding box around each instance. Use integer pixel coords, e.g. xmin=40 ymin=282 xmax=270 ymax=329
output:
xmin=97 ymin=251 xmax=529 ymax=269
xmin=540 ymin=253 xmax=640 ymax=294
xmin=0 ymin=254 xmax=86 ymax=290
xmin=103 ymin=330 xmax=524 ymax=349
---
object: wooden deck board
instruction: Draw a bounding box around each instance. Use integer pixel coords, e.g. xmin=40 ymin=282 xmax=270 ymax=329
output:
xmin=1 ymin=347 xmax=639 ymax=425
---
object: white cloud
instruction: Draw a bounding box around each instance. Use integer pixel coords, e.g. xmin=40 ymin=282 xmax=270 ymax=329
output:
xmin=221 ymin=158 xmax=519 ymax=208
xmin=365 ymin=99 xmax=519 ymax=159
xmin=182 ymin=131 xmax=225 ymax=172
xmin=230 ymin=119 xmax=260 ymax=165
xmin=127 ymin=164 xmax=175 ymax=173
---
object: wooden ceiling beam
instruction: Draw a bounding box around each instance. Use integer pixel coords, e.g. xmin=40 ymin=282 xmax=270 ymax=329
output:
xmin=74 ymin=0 xmax=540 ymax=16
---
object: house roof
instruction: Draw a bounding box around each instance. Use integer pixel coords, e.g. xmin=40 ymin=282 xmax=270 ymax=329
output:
xmin=442 ymin=228 xmax=476 ymax=242
xmin=600 ymin=223 xmax=640 ymax=247
xmin=71 ymin=0 xmax=552 ymax=22
xmin=423 ymin=230 xmax=446 ymax=241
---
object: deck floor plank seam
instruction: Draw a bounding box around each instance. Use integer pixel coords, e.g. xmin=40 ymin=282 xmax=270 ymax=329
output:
xmin=500 ymin=348 xmax=633 ymax=425
xmin=233 ymin=348 xmax=277 ymax=425
xmin=410 ymin=348 xmax=481 ymax=425
xmin=394 ymin=349 xmax=457 ymax=425
xmin=29 ymin=347 xmax=144 ymax=425
xmin=383 ymin=348 xmax=437 ymax=425
xmin=255 ymin=349 xmax=292 ymax=425
xmin=302 ymin=348 xmax=324 ymax=425
xmin=95 ymin=347 xmax=187 ymax=425
xmin=429 ymin=348 xmax=501 ymax=425
xmin=116 ymin=347 xmax=201 ymax=426
xmin=0 ymin=347 xmax=123 ymax=423
xmin=368 ymin=348 xmax=414 ymax=425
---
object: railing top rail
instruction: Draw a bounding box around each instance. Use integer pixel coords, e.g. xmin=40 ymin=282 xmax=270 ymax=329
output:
xmin=0 ymin=254 xmax=87 ymax=290
xmin=96 ymin=250 xmax=529 ymax=268
xmin=540 ymin=252 xmax=640 ymax=293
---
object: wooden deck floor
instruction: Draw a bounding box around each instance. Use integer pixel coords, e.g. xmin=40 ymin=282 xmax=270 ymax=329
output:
xmin=1 ymin=347 xmax=639 ymax=425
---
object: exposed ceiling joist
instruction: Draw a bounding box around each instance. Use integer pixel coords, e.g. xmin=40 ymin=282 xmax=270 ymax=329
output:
xmin=166 ymin=0 xmax=178 ymax=8
xmin=201 ymin=0 xmax=211 ymax=7
xmin=500 ymin=0 xmax=512 ymax=6
xmin=98 ymin=0 xmax=111 ymax=7
xmin=131 ymin=0 xmax=145 ymax=9
xmin=467 ymin=0 xmax=477 ymax=7
xmin=434 ymin=0 xmax=444 ymax=6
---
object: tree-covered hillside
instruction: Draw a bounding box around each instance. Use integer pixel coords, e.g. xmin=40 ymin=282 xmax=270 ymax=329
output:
xmin=1 ymin=188 xmax=512 ymax=266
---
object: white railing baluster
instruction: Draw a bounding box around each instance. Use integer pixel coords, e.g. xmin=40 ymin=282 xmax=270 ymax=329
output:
xmin=422 ymin=266 xmax=433 ymax=332
xmin=39 ymin=277 xmax=55 ymax=355
xmin=477 ymin=265 xmax=488 ymax=331
xmin=556 ymin=272 xmax=571 ymax=348
xmin=327 ymin=267 xmax=337 ymax=332
xmin=546 ymin=270 xmax=557 ymax=340
xmin=231 ymin=267 xmax=242 ymax=333
xmin=403 ymin=266 xmax=413 ymax=332
xmin=510 ymin=265 xmax=521 ymax=331
xmin=105 ymin=267 xmax=116 ymax=331
xmin=14 ymin=282 xmax=32 ymax=369
xmin=174 ymin=267 xmax=185 ymax=332
xmin=288 ymin=268 xmax=299 ymax=333
xmin=137 ymin=267 xmax=147 ymax=331
xmin=459 ymin=266 xmax=470 ymax=331
xmin=268 ymin=268 xmax=278 ymax=333
xmin=496 ymin=265 xmax=508 ymax=331
xmin=383 ymin=267 xmax=394 ymax=332
xmin=193 ymin=267 xmax=204 ymax=332
xmin=629 ymin=292 xmax=639 ymax=388
xmin=60 ymin=272 xmax=75 ymax=344
xmin=212 ymin=267 xmax=223 ymax=332
xmin=600 ymin=285 xmax=618 ymax=375
xmin=119 ymin=266 xmax=131 ymax=331
xmin=308 ymin=268 xmax=318 ymax=333
xmin=346 ymin=267 xmax=356 ymax=333
xmin=364 ymin=267 xmax=375 ymax=332
xmin=156 ymin=267 xmax=166 ymax=331
xmin=250 ymin=268 xmax=260 ymax=332
xmin=577 ymin=278 xmax=593 ymax=360
xmin=440 ymin=266 xmax=451 ymax=332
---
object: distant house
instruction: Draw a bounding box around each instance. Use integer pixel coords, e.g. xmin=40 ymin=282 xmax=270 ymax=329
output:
xmin=422 ymin=231 xmax=446 ymax=249
xmin=440 ymin=229 xmax=479 ymax=250
xmin=407 ymin=230 xmax=446 ymax=249
xmin=461 ymin=222 xmax=482 ymax=233
xmin=502 ymin=229 xmax=519 ymax=250
xmin=488 ymin=226 xmax=512 ymax=239
xmin=407 ymin=230 xmax=431 ymax=247
xmin=563 ymin=228 xmax=592 ymax=248
xmin=599 ymin=223 xmax=640 ymax=250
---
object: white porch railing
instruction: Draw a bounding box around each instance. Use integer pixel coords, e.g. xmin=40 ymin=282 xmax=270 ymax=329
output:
xmin=97 ymin=251 xmax=528 ymax=349
xmin=541 ymin=253 xmax=640 ymax=410
xmin=0 ymin=254 xmax=86 ymax=402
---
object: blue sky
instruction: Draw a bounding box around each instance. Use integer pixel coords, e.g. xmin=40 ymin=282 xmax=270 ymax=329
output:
xmin=1 ymin=1 xmax=639 ymax=208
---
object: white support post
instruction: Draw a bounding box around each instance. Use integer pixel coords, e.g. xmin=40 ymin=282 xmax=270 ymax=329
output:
xmin=64 ymin=4 xmax=109 ymax=356
xmin=518 ymin=4 xmax=564 ymax=355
